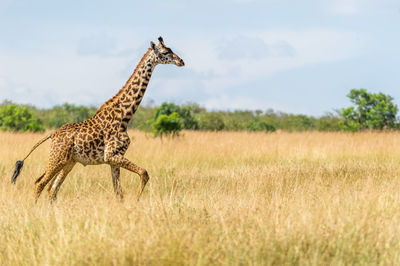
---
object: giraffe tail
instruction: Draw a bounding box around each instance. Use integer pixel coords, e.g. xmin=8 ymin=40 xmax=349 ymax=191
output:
xmin=11 ymin=134 xmax=52 ymax=184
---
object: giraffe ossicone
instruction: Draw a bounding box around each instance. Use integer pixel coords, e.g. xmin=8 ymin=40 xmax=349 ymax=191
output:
xmin=11 ymin=36 xmax=185 ymax=202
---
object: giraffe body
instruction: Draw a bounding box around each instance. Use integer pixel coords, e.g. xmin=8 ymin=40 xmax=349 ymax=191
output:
xmin=12 ymin=37 xmax=185 ymax=202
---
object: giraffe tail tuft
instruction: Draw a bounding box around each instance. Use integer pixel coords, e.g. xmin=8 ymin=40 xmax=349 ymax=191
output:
xmin=11 ymin=134 xmax=52 ymax=184
xmin=11 ymin=160 xmax=24 ymax=184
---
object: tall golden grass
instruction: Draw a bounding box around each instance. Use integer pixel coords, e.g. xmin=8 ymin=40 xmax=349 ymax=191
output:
xmin=1 ymin=130 xmax=400 ymax=265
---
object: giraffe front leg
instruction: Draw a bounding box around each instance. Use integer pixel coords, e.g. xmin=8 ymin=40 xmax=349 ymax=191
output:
xmin=105 ymin=152 xmax=149 ymax=201
xmin=110 ymin=166 xmax=124 ymax=201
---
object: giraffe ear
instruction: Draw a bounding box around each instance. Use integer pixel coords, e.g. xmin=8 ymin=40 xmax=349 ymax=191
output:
xmin=150 ymin=41 xmax=160 ymax=55
xmin=158 ymin=36 xmax=164 ymax=46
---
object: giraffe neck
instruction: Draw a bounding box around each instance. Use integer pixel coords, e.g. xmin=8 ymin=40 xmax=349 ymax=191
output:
xmin=94 ymin=49 xmax=157 ymax=131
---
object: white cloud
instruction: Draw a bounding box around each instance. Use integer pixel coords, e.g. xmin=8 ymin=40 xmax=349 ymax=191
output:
xmin=203 ymin=94 xmax=271 ymax=111
xmin=0 ymin=29 xmax=151 ymax=107
xmin=0 ymin=27 xmax=367 ymax=111
xmin=166 ymin=29 xmax=366 ymax=110
xmin=202 ymin=94 xmax=306 ymax=113
xmin=218 ymin=36 xmax=271 ymax=60
xmin=77 ymin=33 xmax=116 ymax=57
xmin=182 ymin=30 xmax=363 ymax=81
xmin=0 ymin=50 xmax=134 ymax=107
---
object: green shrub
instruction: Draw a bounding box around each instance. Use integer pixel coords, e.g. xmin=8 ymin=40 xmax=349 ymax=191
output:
xmin=152 ymin=112 xmax=183 ymax=137
xmin=198 ymin=113 xmax=225 ymax=131
xmin=0 ymin=104 xmax=44 ymax=132
xmin=246 ymin=121 xmax=276 ymax=132
xmin=316 ymin=114 xmax=341 ymax=131
xmin=152 ymin=102 xmax=198 ymax=130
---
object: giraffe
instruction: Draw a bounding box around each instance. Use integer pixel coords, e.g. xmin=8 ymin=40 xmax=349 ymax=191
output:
xmin=11 ymin=36 xmax=185 ymax=202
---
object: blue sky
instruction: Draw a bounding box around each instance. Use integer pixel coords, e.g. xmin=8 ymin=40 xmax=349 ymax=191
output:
xmin=0 ymin=0 xmax=399 ymax=115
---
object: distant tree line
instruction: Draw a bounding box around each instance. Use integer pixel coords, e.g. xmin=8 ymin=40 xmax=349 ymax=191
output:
xmin=0 ymin=89 xmax=398 ymax=134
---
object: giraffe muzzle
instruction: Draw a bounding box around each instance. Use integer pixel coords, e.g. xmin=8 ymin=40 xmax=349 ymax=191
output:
xmin=177 ymin=60 xmax=185 ymax=67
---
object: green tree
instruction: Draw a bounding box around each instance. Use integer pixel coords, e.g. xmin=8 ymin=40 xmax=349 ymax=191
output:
xmin=198 ymin=112 xmax=225 ymax=131
xmin=0 ymin=104 xmax=44 ymax=132
xmin=151 ymin=102 xmax=199 ymax=131
xmin=246 ymin=120 xmax=276 ymax=132
xmin=40 ymin=103 xmax=96 ymax=128
xmin=152 ymin=112 xmax=183 ymax=137
xmin=339 ymin=89 xmax=398 ymax=131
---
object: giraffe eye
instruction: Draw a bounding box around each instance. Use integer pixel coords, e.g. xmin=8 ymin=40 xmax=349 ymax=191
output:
xmin=161 ymin=48 xmax=173 ymax=56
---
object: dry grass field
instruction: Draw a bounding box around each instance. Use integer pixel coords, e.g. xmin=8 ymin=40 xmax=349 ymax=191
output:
xmin=1 ymin=130 xmax=400 ymax=265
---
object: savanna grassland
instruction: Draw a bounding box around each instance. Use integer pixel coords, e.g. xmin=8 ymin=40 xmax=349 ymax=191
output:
xmin=2 ymin=130 xmax=400 ymax=265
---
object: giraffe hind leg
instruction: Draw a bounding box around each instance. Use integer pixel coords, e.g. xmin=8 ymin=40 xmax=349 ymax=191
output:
xmin=48 ymin=162 xmax=76 ymax=202
xmin=34 ymin=139 xmax=73 ymax=202
xmin=35 ymin=173 xmax=45 ymax=184
xmin=34 ymin=162 xmax=66 ymax=202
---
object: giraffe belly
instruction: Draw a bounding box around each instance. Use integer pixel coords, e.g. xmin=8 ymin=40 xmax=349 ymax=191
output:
xmin=72 ymin=143 xmax=105 ymax=166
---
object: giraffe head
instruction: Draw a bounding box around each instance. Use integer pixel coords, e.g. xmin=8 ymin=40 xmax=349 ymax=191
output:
xmin=150 ymin=37 xmax=185 ymax=67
